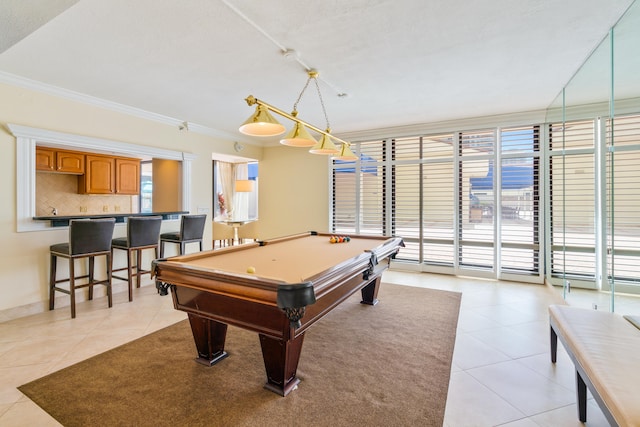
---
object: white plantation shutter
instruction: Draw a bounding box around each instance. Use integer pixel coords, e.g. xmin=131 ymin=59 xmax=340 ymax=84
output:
xmin=330 ymin=113 xmax=640 ymax=291
xmin=332 ymin=166 xmax=357 ymax=234
xmin=359 ymin=142 xmax=386 ymax=235
xmin=422 ymin=133 xmax=455 ymax=265
xmin=330 ymin=127 xmax=543 ymax=280
xmin=459 ymin=130 xmax=495 ymax=272
xmin=548 ymin=120 xmax=596 ymax=281
xmin=331 ymin=141 xmax=386 ymax=236
xmin=606 ymin=114 xmax=640 ymax=288
xmin=500 ymin=126 xmax=540 ymax=274
xmin=392 ymin=137 xmax=421 ymax=261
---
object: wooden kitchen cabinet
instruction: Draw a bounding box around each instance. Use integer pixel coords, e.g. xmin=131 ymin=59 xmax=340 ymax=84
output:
xmin=56 ymin=150 xmax=85 ymax=174
xmin=79 ymin=155 xmax=115 ymax=194
xmin=35 ymin=148 xmax=55 ymax=171
xmin=36 ymin=148 xmax=84 ymax=174
xmin=115 ymin=158 xmax=140 ymax=195
xmin=78 ymin=154 xmax=140 ymax=195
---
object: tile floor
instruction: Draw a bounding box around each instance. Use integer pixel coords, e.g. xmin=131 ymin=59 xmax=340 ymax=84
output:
xmin=1 ymin=271 xmax=639 ymax=426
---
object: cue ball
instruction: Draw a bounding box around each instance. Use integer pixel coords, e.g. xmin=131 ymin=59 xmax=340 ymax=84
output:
xmin=247 ymin=266 xmax=256 ymax=274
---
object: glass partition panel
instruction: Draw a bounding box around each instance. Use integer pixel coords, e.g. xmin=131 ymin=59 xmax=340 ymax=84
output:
xmin=545 ymin=0 xmax=640 ymax=310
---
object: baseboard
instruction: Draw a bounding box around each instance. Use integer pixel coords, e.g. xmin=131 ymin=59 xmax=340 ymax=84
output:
xmin=0 ymin=280 xmax=154 ymax=322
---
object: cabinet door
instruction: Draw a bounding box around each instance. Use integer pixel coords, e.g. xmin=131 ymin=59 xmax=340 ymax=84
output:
xmin=115 ymin=158 xmax=140 ymax=195
xmin=82 ymin=155 xmax=115 ymax=194
xmin=35 ymin=148 xmax=55 ymax=171
xmin=56 ymin=150 xmax=85 ymax=174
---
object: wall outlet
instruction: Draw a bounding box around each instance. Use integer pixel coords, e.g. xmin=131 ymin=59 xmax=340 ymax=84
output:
xmin=80 ymin=206 xmax=87 ymax=213
xmin=103 ymin=205 xmax=109 ymax=212
xmin=114 ymin=205 xmax=120 ymax=212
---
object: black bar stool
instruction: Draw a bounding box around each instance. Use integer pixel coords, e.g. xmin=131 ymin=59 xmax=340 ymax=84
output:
xmin=111 ymin=216 xmax=162 ymax=302
xmin=49 ymin=218 xmax=116 ymax=318
xmin=160 ymin=214 xmax=206 ymax=257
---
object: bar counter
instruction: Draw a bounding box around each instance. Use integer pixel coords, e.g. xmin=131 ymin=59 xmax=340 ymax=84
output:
xmin=33 ymin=211 xmax=188 ymax=227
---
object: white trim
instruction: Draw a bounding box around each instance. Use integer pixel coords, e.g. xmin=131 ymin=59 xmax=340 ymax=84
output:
xmin=335 ymin=98 xmax=640 ymax=144
xmin=181 ymin=155 xmax=192 ymax=215
xmin=337 ymin=109 xmax=549 ymax=142
xmin=8 ymin=124 xmax=197 ymax=232
xmin=8 ymin=124 xmax=196 ymax=161
xmin=15 ymin=137 xmax=46 ymax=232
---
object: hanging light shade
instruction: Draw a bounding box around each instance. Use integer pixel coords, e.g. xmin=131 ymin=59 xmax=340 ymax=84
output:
xmin=309 ymin=131 xmax=339 ymax=155
xmin=280 ymin=113 xmax=317 ymax=147
xmin=332 ymin=143 xmax=358 ymax=161
xmin=239 ymin=104 xmax=286 ymax=136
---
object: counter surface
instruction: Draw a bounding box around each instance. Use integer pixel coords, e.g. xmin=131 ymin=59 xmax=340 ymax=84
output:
xmin=33 ymin=211 xmax=189 ymax=227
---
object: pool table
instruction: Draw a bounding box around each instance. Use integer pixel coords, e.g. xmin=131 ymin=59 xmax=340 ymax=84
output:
xmin=152 ymin=231 xmax=404 ymax=396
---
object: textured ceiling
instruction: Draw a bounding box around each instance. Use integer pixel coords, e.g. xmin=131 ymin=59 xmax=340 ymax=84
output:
xmin=0 ymin=0 xmax=635 ymax=146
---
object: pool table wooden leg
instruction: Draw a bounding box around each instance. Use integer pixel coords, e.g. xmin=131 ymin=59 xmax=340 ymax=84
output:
xmin=187 ymin=314 xmax=229 ymax=366
xmin=361 ymin=276 xmax=382 ymax=306
xmin=259 ymin=332 xmax=305 ymax=396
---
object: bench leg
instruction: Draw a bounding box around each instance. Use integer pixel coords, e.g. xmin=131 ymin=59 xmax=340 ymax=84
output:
xmin=550 ymin=325 xmax=558 ymax=363
xmin=576 ymin=371 xmax=587 ymax=422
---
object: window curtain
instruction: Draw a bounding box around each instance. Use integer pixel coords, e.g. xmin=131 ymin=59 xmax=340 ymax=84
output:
xmin=218 ymin=161 xmax=236 ymax=219
xmin=217 ymin=162 xmax=250 ymax=221
xmin=233 ymin=163 xmax=249 ymax=220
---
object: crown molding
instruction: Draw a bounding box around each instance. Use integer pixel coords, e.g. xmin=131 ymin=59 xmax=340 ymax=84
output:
xmin=0 ymin=70 xmax=248 ymax=142
xmin=335 ymin=109 xmax=550 ymax=142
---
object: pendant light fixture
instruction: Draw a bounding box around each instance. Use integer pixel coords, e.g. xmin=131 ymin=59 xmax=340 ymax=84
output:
xmin=239 ymin=69 xmax=356 ymax=158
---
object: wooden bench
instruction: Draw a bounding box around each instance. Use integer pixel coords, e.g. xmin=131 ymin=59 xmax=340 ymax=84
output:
xmin=549 ymin=305 xmax=640 ymax=426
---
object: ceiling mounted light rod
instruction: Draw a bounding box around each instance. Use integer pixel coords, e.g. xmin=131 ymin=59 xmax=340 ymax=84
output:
xmin=242 ymin=95 xmax=350 ymax=147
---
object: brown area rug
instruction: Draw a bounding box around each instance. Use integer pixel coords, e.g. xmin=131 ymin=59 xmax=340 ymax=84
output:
xmin=19 ymin=284 xmax=461 ymax=427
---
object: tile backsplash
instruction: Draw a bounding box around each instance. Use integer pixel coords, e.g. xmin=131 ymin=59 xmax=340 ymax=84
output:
xmin=36 ymin=173 xmax=137 ymax=216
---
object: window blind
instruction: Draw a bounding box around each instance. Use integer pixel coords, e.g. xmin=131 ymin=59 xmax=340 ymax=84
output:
xmin=459 ymin=130 xmax=495 ymax=271
xmin=392 ymin=137 xmax=422 ymax=261
xmin=548 ymin=120 xmax=596 ymax=280
xmin=500 ymin=126 xmax=540 ymax=274
xmin=607 ymin=114 xmax=640 ymax=285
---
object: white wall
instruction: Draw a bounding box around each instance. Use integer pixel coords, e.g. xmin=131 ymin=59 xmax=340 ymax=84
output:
xmin=258 ymin=144 xmax=330 ymax=239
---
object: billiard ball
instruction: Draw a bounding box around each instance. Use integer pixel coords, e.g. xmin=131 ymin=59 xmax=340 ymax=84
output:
xmin=247 ymin=266 xmax=256 ymax=274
